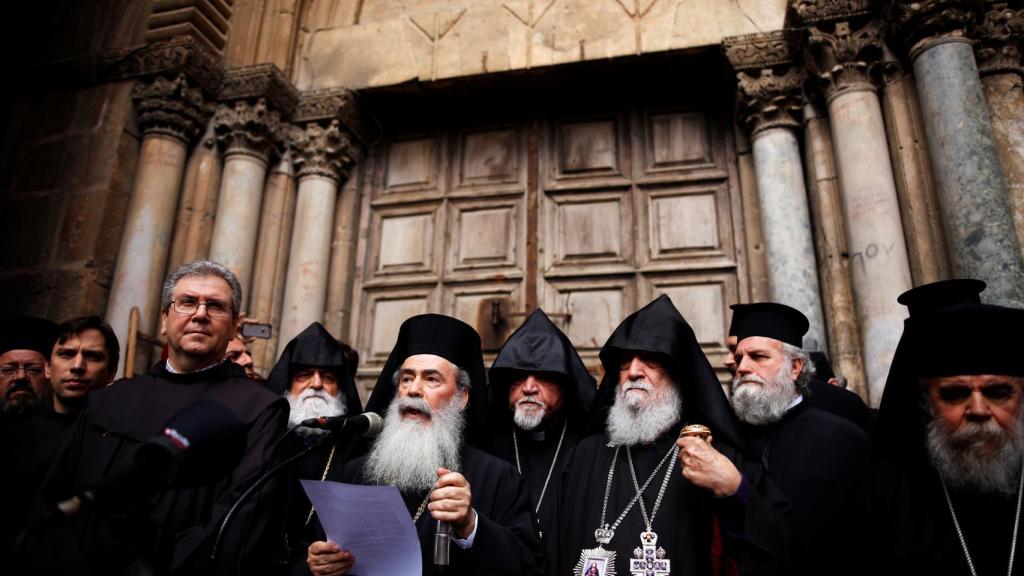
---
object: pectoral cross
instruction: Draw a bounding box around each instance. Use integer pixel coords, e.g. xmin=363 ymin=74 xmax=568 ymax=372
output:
xmin=629 ymin=530 xmax=670 ymax=576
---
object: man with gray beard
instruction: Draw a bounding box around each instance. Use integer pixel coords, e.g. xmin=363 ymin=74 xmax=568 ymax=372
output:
xmin=727 ymin=302 xmax=869 ymax=576
xmin=559 ymin=295 xmax=793 ymax=576
xmin=860 ymin=299 xmax=1024 ymax=575
xmin=305 ymin=314 xmax=544 ymax=576
xmin=265 ymin=322 xmax=363 ymax=574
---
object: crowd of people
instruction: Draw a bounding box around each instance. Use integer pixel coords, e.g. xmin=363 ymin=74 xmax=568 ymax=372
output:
xmin=0 ymin=259 xmax=1019 ymax=576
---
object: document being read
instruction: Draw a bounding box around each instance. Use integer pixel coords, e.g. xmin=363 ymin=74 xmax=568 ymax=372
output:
xmin=301 ymin=480 xmax=422 ymax=576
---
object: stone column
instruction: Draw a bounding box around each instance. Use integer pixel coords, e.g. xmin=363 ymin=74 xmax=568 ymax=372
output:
xmin=249 ymin=151 xmax=297 ymax=375
xmin=889 ymin=0 xmax=1024 ymax=307
xmin=106 ymin=75 xmax=207 ymax=375
xmin=877 ymin=48 xmax=952 ymax=285
xmin=167 ymin=116 xmax=222 ymax=271
xmin=726 ymin=32 xmax=828 ymax=350
xmin=802 ymin=101 xmax=870 ymax=401
xmin=976 ymin=2 xmax=1024 ymax=259
xmin=800 ymin=7 xmax=913 ymax=404
xmin=278 ymin=120 xmax=359 ymax=347
xmin=734 ymin=126 xmax=770 ymax=302
xmin=324 ymin=164 xmax=363 ymax=340
xmin=207 ymin=98 xmax=280 ymax=308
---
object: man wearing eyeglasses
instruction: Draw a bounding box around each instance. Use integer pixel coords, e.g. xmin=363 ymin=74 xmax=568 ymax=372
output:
xmin=28 ymin=259 xmax=289 ymax=575
xmin=0 ymin=316 xmax=57 ymax=418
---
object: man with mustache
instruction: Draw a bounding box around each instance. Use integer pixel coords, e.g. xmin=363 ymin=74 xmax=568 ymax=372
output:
xmin=559 ymin=295 xmax=792 ymax=576
xmin=305 ymin=314 xmax=544 ymax=576
xmin=0 ymin=316 xmax=57 ymax=418
xmin=860 ymin=282 xmax=1024 ymax=574
xmin=486 ymin=309 xmax=596 ymax=574
xmin=726 ymin=302 xmax=870 ymax=576
xmin=265 ymin=322 xmax=363 ymax=572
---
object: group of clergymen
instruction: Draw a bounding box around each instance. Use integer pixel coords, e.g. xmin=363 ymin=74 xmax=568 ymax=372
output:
xmin=0 ymin=258 xmax=1020 ymax=576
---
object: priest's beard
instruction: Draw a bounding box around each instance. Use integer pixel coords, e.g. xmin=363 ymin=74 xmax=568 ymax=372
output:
xmin=513 ymin=397 xmax=548 ymax=431
xmin=0 ymin=383 xmax=48 ymax=416
xmin=606 ymin=378 xmax=682 ymax=446
xmin=926 ymin=411 xmax=1024 ymax=496
xmin=730 ymin=367 xmax=798 ymax=425
xmin=364 ymin=392 xmax=465 ymax=494
xmin=287 ymin=387 xmax=347 ymax=437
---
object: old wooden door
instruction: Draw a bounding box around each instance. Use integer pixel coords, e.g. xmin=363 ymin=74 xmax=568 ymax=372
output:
xmin=349 ymin=97 xmax=745 ymax=396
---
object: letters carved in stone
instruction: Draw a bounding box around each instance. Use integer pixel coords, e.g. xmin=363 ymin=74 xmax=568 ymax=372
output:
xmin=289 ymin=120 xmax=362 ymax=182
xmin=885 ymin=0 xmax=979 ymax=60
xmin=212 ymin=98 xmax=283 ymax=160
xmin=131 ymin=74 xmax=209 ymax=144
xmin=974 ymin=2 xmax=1024 ymax=75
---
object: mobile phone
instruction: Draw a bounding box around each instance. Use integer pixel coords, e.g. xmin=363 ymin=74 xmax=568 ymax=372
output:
xmin=241 ymin=322 xmax=272 ymax=339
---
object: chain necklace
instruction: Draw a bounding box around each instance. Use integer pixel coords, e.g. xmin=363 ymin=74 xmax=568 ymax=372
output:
xmin=626 ymin=446 xmax=675 ymax=531
xmin=574 ymin=443 xmax=679 ymax=576
xmin=412 ymin=491 xmax=432 ymax=523
xmin=512 ymin=420 xmax=568 ymax=520
xmin=940 ymin=459 xmax=1024 ymax=576
xmin=304 ymin=445 xmax=337 ymax=527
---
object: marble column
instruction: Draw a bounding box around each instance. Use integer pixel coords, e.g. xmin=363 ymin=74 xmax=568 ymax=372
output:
xmin=802 ymin=102 xmax=869 ymax=401
xmin=803 ymin=15 xmax=912 ymax=404
xmin=890 ymin=0 xmax=1024 ymax=306
xmin=106 ymin=75 xmax=207 ymax=375
xmin=208 ymin=98 xmax=281 ymax=309
xmin=324 ymin=164 xmax=363 ymax=340
xmin=167 ymin=117 xmax=222 ymax=271
xmin=278 ymin=120 xmax=359 ymax=347
xmin=976 ymin=2 xmax=1024 ymax=259
xmin=729 ymin=55 xmax=828 ymax=351
xmin=734 ymin=126 xmax=770 ymax=302
xmin=249 ymin=152 xmax=296 ymax=374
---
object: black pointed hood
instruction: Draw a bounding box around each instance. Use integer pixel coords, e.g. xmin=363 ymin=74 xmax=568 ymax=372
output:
xmin=364 ymin=314 xmax=490 ymax=448
xmin=265 ymin=322 xmax=362 ymax=416
xmin=592 ymin=294 xmax=748 ymax=453
xmin=488 ymin=308 xmax=596 ymax=432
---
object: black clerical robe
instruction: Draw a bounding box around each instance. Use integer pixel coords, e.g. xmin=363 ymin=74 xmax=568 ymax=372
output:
xmin=804 ymin=378 xmax=873 ymax=433
xmin=740 ymin=402 xmax=870 ymax=576
xmin=35 ymin=361 xmax=289 ymax=575
xmin=858 ymin=455 xmax=1023 ymax=575
xmin=328 ymin=445 xmax=546 ymax=576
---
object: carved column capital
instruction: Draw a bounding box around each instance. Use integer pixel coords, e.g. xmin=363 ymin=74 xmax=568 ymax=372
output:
xmin=724 ymin=31 xmax=806 ymax=134
xmin=885 ymin=0 xmax=980 ymax=61
xmin=131 ymin=74 xmax=209 ymax=143
xmin=212 ymin=98 xmax=282 ymax=161
xmin=974 ymin=2 xmax=1024 ymax=75
xmin=289 ymin=120 xmax=362 ymax=182
xmin=805 ymin=19 xmax=886 ymax=99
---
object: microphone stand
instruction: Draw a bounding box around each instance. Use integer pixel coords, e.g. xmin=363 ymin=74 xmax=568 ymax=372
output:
xmin=210 ymin=432 xmax=334 ymax=561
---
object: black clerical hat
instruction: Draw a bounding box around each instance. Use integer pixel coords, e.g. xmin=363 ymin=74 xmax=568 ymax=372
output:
xmin=729 ymin=302 xmax=809 ymax=348
xmin=265 ymin=322 xmax=362 ymax=415
xmin=0 ymin=316 xmax=58 ymax=357
xmin=907 ymin=303 xmax=1024 ymax=378
xmin=809 ymin=351 xmax=835 ymax=380
xmin=896 ymin=278 xmax=985 ymax=317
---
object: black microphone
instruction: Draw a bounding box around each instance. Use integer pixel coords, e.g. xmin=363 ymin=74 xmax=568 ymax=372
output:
xmin=434 ymin=520 xmax=451 ymax=570
xmin=298 ymin=412 xmax=383 ymax=437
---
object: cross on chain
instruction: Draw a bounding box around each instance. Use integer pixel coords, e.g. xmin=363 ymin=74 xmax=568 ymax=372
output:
xmin=629 ymin=531 xmax=670 ymax=576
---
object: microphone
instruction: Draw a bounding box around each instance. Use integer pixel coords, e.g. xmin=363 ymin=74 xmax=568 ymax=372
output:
xmin=298 ymin=412 xmax=383 ymax=437
xmin=434 ymin=520 xmax=451 ymax=570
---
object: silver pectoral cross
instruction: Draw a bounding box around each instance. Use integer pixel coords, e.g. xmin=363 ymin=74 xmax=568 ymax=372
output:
xmin=629 ymin=530 xmax=670 ymax=576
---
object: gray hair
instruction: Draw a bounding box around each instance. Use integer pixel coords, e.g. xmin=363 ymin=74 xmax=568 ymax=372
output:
xmin=781 ymin=342 xmax=815 ymax=394
xmin=391 ymin=365 xmax=472 ymax=390
xmin=161 ymin=259 xmax=243 ymax=318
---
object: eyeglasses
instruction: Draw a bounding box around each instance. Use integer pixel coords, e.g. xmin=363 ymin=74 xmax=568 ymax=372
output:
xmin=171 ymin=297 xmax=232 ymax=319
xmin=0 ymin=363 xmax=45 ymax=378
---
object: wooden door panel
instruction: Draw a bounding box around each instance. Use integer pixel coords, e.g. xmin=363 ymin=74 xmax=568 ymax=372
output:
xmin=636 ymin=182 xmax=736 ymax=269
xmin=367 ymin=202 xmax=443 ymax=283
xmin=635 ymin=108 xmax=727 ymax=180
xmin=445 ymin=195 xmax=525 ymax=279
xmin=379 ymin=135 xmax=444 ymax=196
xmin=454 ymin=127 xmax=523 ymax=190
xmin=543 ymin=189 xmax=635 ymax=275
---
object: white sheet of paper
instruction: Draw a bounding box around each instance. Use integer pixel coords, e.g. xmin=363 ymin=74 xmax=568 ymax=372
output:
xmin=301 ymin=480 xmax=421 ymax=576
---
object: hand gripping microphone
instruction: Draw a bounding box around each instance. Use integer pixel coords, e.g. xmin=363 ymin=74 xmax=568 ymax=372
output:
xmin=298 ymin=412 xmax=384 ymax=437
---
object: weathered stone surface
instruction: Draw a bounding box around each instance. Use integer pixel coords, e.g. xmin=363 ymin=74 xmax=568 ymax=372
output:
xmin=982 ymin=72 xmax=1024 ymax=259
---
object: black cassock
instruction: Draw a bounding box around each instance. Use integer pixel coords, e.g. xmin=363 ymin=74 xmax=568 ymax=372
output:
xmin=327 ymin=445 xmax=546 ymax=576
xmin=739 ymin=402 xmax=870 ymax=576
xmin=804 ymin=378 xmax=873 ymax=433
xmin=33 ymin=361 xmax=289 ymax=575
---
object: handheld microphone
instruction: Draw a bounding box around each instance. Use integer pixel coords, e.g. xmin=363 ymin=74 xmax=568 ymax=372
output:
xmin=434 ymin=520 xmax=451 ymax=569
xmin=298 ymin=412 xmax=383 ymax=437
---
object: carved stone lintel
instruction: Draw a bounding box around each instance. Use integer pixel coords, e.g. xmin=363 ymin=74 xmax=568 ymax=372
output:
xmin=294 ymin=88 xmax=369 ymax=144
xmin=218 ymin=64 xmax=300 ymax=118
xmin=975 ymin=2 xmax=1024 ymax=75
xmin=736 ymin=66 xmax=806 ymax=134
xmin=805 ymin=19 xmax=886 ymax=99
xmin=792 ymin=0 xmax=874 ymax=25
xmin=885 ymin=0 xmax=980 ymax=61
xmin=102 ymin=36 xmax=224 ymax=95
xmin=289 ymin=120 xmax=362 ymax=182
xmin=212 ymin=98 xmax=282 ymax=160
xmin=131 ymin=74 xmax=209 ymax=143
xmin=724 ymin=30 xmax=797 ymax=71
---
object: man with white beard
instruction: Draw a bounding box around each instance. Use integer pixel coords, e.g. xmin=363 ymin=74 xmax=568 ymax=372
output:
xmin=265 ymin=322 xmax=363 ymax=573
xmin=860 ymin=297 xmax=1024 ymax=575
xmin=726 ymin=302 xmax=869 ymax=576
xmin=486 ymin=309 xmax=596 ymax=574
xmin=305 ymin=314 xmax=544 ymax=576
xmin=559 ymin=295 xmax=793 ymax=576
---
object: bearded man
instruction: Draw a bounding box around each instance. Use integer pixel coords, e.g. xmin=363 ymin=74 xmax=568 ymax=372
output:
xmin=727 ymin=302 xmax=870 ymax=576
xmin=0 ymin=316 xmax=57 ymax=418
xmin=559 ymin=295 xmax=792 ymax=576
xmin=305 ymin=314 xmax=544 ymax=576
xmin=860 ymin=292 xmax=1024 ymax=574
xmin=266 ymin=322 xmax=363 ymax=573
